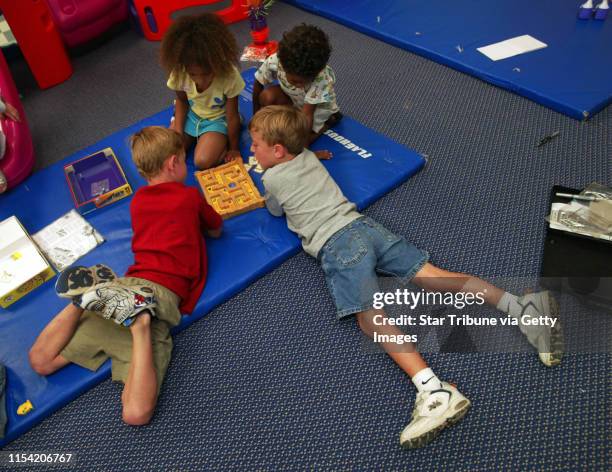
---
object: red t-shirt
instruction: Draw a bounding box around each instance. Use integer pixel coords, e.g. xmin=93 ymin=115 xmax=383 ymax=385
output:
xmin=126 ymin=182 xmax=222 ymax=314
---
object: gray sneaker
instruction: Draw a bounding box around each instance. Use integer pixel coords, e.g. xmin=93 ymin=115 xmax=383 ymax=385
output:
xmin=76 ymin=283 xmax=157 ymax=327
xmin=400 ymin=382 xmax=471 ymax=449
xmin=515 ymin=291 xmax=564 ymax=367
xmin=55 ymin=264 xmax=117 ymax=299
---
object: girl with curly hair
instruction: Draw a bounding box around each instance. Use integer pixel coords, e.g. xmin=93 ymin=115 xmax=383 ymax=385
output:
xmin=161 ymin=13 xmax=244 ymax=169
xmin=252 ymin=23 xmax=342 ymax=159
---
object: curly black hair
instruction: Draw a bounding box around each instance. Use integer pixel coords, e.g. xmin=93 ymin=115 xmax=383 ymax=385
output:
xmin=277 ymin=24 xmax=331 ymax=80
xmin=160 ymin=13 xmax=239 ymax=77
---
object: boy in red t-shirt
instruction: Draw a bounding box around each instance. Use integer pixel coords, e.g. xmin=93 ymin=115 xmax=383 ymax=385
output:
xmin=29 ymin=126 xmax=222 ymax=425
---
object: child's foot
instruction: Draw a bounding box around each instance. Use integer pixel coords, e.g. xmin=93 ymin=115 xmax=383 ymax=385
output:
xmin=400 ymin=382 xmax=471 ymax=449
xmin=314 ymin=150 xmax=333 ymax=160
xmin=55 ymin=264 xmax=117 ymax=299
xmin=129 ymin=310 xmax=152 ymax=332
xmin=515 ymin=291 xmax=564 ymax=367
xmin=76 ymin=283 xmax=157 ymax=327
xmin=324 ymin=111 xmax=343 ymax=129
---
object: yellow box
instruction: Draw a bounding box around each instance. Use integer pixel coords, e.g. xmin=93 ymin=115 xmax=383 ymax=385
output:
xmin=0 ymin=216 xmax=55 ymax=308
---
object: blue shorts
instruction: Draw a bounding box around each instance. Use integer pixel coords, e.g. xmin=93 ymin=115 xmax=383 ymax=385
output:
xmin=318 ymin=216 xmax=429 ymax=318
xmin=184 ymin=106 xmax=227 ymax=138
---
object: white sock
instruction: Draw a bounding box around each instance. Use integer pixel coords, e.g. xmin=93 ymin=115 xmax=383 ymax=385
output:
xmin=412 ymin=367 xmax=443 ymax=393
xmin=496 ymin=292 xmax=521 ymax=319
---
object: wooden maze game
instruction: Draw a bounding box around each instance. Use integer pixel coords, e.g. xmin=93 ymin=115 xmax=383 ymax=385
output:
xmin=195 ymin=159 xmax=265 ymax=219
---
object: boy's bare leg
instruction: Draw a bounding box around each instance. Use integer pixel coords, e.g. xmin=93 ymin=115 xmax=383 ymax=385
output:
xmin=355 ymin=261 xmax=506 ymax=374
xmin=356 ymin=309 xmax=427 ymax=377
xmin=29 ymin=303 xmax=82 ymax=375
xmin=194 ymin=132 xmax=228 ymax=169
xmin=121 ymin=312 xmax=158 ymax=426
xmin=412 ymin=262 xmax=563 ymax=367
xmin=412 ymin=262 xmax=504 ymax=307
xmin=356 ymin=308 xmax=471 ymax=448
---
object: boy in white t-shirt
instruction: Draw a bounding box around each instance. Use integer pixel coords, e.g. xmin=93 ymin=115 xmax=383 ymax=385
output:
xmin=249 ymin=105 xmax=564 ymax=448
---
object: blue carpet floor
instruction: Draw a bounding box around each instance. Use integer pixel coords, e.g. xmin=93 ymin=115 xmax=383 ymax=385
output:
xmin=0 ymin=2 xmax=610 ymax=470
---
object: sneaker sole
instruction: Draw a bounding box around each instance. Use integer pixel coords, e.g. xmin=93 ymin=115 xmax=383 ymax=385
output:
xmin=56 ymin=264 xmax=116 ymax=299
xmin=400 ymin=398 xmax=472 ymax=449
xmin=540 ymin=294 xmax=564 ymax=367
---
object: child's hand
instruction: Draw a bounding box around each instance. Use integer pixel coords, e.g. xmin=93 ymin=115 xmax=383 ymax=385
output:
xmin=314 ymin=150 xmax=333 ymax=160
xmin=225 ymin=150 xmax=242 ymax=162
xmin=168 ymin=117 xmax=180 ymax=133
xmin=1 ymin=102 xmax=20 ymax=122
xmin=206 ymin=227 xmax=222 ymax=239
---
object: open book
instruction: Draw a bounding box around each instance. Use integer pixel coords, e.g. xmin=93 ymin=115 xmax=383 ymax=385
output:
xmin=32 ymin=210 xmax=104 ymax=271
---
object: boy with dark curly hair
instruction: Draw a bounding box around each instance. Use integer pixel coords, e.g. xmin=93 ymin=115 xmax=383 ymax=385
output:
xmin=161 ymin=13 xmax=245 ymax=169
xmin=253 ymin=24 xmax=342 ymax=159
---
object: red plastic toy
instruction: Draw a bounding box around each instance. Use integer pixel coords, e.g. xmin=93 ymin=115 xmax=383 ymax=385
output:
xmin=0 ymin=51 xmax=35 ymax=193
xmin=241 ymin=0 xmax=277 ymax=62
xmin=0 ymin=0 xmax=72 ymax=89
xmin=131 ymin=0 xmax=248 ymax=41
xmin=46 ymin=0 xmax=129 ymax=48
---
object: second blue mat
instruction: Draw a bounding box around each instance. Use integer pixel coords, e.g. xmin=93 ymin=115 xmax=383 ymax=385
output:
xmin=284 ymin=0 xmax=612 ymax=120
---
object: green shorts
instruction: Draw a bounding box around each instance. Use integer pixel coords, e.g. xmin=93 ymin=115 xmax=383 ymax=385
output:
xmin=61 ymin=277 xmax=181 ymax=390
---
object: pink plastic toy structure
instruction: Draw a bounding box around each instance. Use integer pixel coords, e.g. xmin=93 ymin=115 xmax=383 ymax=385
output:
xmin=0 ymin=51 xmax=35 ymax=193
xmin=46 ymin=0 xmax=129 ymax=48
xmin=0 ymin=0 xmax=72 ymax=89
xmin=131 ymin=0 xmax=248 ymax=41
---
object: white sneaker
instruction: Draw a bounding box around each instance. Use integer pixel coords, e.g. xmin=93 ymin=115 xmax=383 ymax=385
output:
xmin=515 ymin=291 xmax=564 ymax=367
xmin=399 ymin=382 xmax=471 ymax=449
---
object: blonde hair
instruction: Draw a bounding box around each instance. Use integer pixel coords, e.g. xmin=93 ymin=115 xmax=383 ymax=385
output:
xmin=249 ymin=105 xmax=309 ymax=155
xmin=130 ymin=126 xmax=184 ymax=179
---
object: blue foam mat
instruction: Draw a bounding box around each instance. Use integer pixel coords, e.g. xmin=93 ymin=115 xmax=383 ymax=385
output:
xmin=284 ymin=0 xmax=612 ymax=120
xmin=0 ymin=70 xmax=425 ymax=447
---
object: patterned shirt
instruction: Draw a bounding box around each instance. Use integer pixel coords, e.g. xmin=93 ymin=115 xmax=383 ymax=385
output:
xmin=255 ymin=53 xmax=339 ymax=120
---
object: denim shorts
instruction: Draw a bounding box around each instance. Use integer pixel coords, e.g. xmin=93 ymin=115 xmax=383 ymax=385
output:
xmin=184 ymin=107 xmax=227 ymax=138
xmin=318 ymin=216 xmax=429 ymax=318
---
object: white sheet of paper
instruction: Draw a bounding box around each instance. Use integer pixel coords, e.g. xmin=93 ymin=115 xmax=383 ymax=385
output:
xmin=33 ymin=210 xmax=105 ymax=271
xmin=477 ymin=35 xmax=547 ymax=61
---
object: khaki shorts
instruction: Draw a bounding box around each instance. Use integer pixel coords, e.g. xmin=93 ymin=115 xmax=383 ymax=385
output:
xmin=61 ymin=277 xmax=181 ymax=390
